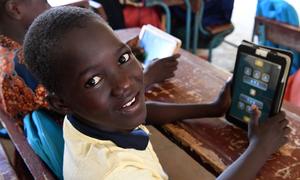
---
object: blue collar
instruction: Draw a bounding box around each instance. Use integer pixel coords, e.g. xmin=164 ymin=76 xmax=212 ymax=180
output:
xmin=67 ymin=115 xmax=149 ymax=150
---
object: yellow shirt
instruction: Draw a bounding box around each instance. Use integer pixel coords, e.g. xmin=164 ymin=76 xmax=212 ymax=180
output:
xmin=63 ymin=117 xmax=168 ymax=180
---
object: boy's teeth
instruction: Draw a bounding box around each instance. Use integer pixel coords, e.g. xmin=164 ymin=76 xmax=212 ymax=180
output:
xmin=122 ymin=97 xmax=136 ymax=108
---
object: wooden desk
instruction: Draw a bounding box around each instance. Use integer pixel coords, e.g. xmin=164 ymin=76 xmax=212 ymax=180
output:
xmin=117 ymin=28 xmax=300 ymax=179
xmin=253 ymin=16 xmax=300 ymax=52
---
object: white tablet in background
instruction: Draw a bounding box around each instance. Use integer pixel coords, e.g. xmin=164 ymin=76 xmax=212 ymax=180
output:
xmin=139 ymin=24 xmax=181 ymax=66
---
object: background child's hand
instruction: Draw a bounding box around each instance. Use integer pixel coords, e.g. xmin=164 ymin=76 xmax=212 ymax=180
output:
xmin=144 ymin=54 xmax=180 ymax=89
xmin=248 ymin=106 xmax=290 ymax=156
xmin=126 ymin=36 xmax=145 ymax=62
xmin=213 ymin=78 xmax=232 ymax=116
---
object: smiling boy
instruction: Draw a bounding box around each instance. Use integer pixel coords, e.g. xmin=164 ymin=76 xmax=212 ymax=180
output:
xmin=24 ymin=7 xmax=290 ymax=180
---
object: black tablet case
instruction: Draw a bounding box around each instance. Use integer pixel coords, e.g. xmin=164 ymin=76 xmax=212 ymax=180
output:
xmin=226 ymin=40 xmax=293 ymax=130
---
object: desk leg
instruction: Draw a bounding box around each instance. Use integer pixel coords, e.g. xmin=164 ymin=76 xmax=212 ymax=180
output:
xmin=184 ymin=0 xmax=192 ymax=50
xmin=145 ymin=0 xmax=171 ymax=33
xmin=192 ymin=12 xmax=200 ymax=54
xmin=192 ymin=0 xmax=209 ymax=54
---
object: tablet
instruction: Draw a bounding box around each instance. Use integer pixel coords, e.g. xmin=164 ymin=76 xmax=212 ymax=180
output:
xmin=139 ymin=24 xmax=181 ymax=66
xmin=226 ymin=41 xmax=292 ymax=130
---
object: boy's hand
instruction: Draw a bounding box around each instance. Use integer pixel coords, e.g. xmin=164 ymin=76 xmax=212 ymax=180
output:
xmin=144 ymin=54 xmax=180 ymax=89
xmin=248 ymin=106 xmax=290 ymax=156
xmin=213 ymin=78 xmax=232 ymax=116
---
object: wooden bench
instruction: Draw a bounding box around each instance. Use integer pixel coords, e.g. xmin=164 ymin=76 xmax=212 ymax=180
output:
xmin=0 ymin=109 xmax=55 ymax=179
xmin=252 ymin=16 xmax=300 ymax=52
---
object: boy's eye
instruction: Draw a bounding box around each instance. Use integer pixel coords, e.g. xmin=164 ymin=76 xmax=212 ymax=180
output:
xmin=119 ymin=52 xmax=130 ymax=64
xmin=85 ymin=76 xmax=103 ymax=88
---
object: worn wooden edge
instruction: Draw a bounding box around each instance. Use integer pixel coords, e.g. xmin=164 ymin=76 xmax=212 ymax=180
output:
xmin=206 ymin=23 xmax=234 ymax=35
xmin=0 ymin=110 xmax=55 ymax=180
xmin=161 ymin=123 xmax=227 ymax=173
xmin=256 ymin=16 xmax=300 ymax=32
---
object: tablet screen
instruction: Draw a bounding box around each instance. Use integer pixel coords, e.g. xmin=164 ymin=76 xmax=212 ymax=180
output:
xmin=140 ymin=30 xmax=177 ymax=66
xmin=229 ymin=52 xmax=282 ymax=123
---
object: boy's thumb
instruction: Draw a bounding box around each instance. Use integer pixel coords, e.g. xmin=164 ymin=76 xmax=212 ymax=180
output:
xmin=250 ymin=105 xmax=260 ymax=128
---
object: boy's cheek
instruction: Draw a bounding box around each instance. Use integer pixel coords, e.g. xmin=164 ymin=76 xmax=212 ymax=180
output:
xmin=132 ymin=59 xmax=144 ymax=80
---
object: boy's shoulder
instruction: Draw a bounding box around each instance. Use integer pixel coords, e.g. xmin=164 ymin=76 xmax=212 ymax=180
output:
xmin=63 ymin=116 xmax=150 ymax=148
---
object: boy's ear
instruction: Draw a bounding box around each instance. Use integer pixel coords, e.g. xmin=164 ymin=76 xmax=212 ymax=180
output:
xmin=4 ymin=0 xmax=22 ymax=20
xmin=46 ymin=93 xmax=70 ymax=115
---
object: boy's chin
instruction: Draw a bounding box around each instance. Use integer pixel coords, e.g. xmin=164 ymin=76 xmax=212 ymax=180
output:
xmin=125 ymin=110 xmax=147 ymax=131
xmin=129 ymin=110 xmax=147 ymax=129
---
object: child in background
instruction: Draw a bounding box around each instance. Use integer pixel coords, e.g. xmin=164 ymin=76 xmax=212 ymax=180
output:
xmin=0 ymin=0 xmax=50 ymax=139
xmin=24 ymin=7 xmax=290 ymax=180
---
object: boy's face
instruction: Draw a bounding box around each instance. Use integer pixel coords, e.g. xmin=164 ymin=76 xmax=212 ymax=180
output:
xmin=55 ymin=20 xmax=146 ymax=133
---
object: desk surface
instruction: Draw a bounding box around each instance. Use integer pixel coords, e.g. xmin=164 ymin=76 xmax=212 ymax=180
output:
xmin=117 ymin=28 xmax=300 ymax=180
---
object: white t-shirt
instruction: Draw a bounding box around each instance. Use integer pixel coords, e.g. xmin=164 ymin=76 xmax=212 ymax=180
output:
xmin=63 ymin=117 xmax=168 ymax=180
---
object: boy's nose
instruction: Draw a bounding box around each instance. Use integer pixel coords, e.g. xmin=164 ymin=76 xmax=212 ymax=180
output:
xmin=110 ymin=74 xmax=132 ymax=98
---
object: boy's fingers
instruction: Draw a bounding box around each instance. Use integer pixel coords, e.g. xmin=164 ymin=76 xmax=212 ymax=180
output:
xmin=164 ymin=62 xmax=178 ymax=68
xmin=250 ymin=105 xmax=260 ymax=127
xmin=272 ymin=111 xmax=286 ymax=123
xmin=283 ymin=126 xmax=291 ymax=135
xmin=279 ymin=119 xmax=289 ymax=129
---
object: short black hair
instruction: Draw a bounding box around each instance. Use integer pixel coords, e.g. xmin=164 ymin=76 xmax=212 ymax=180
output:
xmin=24 ymin=6 xmax=106 ymax=93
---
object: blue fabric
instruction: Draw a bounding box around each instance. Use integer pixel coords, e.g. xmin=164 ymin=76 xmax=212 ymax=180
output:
xmin=13 ymin=53 xmax=39 ymax=90
xmin=0 ymin=128 xmax=9 ymax=139
xmin=202 ymin=0 xmax=234 ymax=27
xmin=256 ymin=0 xmax=300 ymax=75
xmin=23 ymin=110 xmax=64 ymax=179
xmin=170 ymin=0 xmax=234 ymax=27
xmin=68 ymin=115 xmax=150 ymax=150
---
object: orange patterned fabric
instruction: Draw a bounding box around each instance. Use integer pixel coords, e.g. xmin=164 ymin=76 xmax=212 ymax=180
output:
xmin=0 ymin=35 xmax=48 ymax=119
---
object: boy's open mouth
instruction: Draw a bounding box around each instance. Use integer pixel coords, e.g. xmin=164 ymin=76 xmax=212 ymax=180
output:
xmin=119 ymin=92 xmax=141 ymax=113
xmin=122 ymin=97 xmax=136 ymax=108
